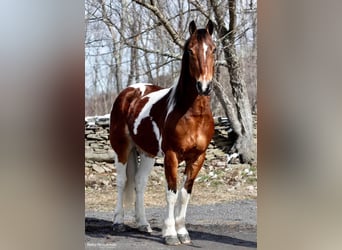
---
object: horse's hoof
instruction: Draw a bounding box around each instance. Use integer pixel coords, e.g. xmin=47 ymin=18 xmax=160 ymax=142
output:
xmin=178 ymin=233 xmax=191 ymax=244
xmin=138 ymin=225 xmax=152 ymax=233
xmin=112 ymin=223 xmax=126 ymax=232
xmin=164 ymin=236 xmax=181 ymax=246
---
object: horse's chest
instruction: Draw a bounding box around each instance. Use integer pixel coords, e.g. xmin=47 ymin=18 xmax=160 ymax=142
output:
xmin=168 ymin=117 xmax=214 ymax=153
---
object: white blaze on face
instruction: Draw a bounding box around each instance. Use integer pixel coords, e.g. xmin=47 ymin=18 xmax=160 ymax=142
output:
xmin=203 ymin=42 xmax=208 ymax=62
xmin=198 ymin=42 xmax=211 ymax=92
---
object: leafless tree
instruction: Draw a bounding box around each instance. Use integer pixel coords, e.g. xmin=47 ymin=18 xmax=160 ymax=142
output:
xmin=85 ymin=0 xmax=257 ymax=163
xmin=209 ymin=0 xmax=256 ymax=163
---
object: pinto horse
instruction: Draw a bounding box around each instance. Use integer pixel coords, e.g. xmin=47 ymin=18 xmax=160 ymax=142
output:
xmin=109 ymin=20 xmax=216 ymax=245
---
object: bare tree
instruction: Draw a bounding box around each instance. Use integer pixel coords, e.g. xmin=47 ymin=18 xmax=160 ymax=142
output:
xmin=207 ymin=0 xmax=256 ymax=163
xmin=130 ymin=0 xmax=256 ymax=163
xmin=85 ymin=0 xmax=257 ymax=163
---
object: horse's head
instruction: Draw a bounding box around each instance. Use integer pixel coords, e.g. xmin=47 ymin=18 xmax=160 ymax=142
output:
xmin=186 ymin=20 xmax=216 ymax=96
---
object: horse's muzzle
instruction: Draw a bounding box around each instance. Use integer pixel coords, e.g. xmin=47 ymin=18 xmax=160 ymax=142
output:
xmin=196 ymin=81 xmax=213 ymax=96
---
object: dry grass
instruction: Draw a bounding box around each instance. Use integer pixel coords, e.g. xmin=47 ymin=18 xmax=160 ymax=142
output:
xmin=85 ymin=159 xmax=257 ymax=212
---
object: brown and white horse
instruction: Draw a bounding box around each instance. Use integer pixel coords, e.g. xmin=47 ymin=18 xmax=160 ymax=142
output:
xmin=109 ymin=20 xmax=216 ymax=245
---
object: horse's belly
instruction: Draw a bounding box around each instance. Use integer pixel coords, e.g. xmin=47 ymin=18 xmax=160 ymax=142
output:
xmin=128 ymin=118 xmax=162 ymax=157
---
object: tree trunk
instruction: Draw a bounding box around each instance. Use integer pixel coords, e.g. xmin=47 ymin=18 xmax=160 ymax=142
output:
xmin=211 ymin=0 xmax=256 ymax=163
xmin=123 ymin=0 xmax=256 ymax=163
xmin=224 ymin=42 xmax=255 ymax=163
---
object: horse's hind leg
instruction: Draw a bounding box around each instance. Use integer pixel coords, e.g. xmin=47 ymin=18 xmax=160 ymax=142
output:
xmin=112 ymin=158 xmax=127 ymax=232
xmin=134 ymin=153 xmax=154 ymax=233
xmin=111 ymin=135 xmax=132 ymax=232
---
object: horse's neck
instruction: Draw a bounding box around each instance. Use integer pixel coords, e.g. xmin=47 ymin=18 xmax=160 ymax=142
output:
xmin=173 ymin=73 xmax=211 ymax=114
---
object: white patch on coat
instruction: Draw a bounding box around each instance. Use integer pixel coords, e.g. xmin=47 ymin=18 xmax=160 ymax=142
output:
xmin=129 ymin=83 xmax=152 ymax=96
xmin=133 ymin=88 xmax=170 ymax=135
xmin=151 ymin=120 xmax=163 ymax=156
xmin=165 ymin=83 xmax=177 ymax=121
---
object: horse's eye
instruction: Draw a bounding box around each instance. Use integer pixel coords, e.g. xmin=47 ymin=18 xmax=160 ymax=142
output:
xmin=188 ymin=49 xmax=194 ymax=55
xmin=212 ymin=48 xmax=217 ymax=54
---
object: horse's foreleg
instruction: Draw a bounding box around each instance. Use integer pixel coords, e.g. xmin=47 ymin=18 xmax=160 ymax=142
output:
xmin=162 ymin=151 xmax=180 ymax=245
xmin=134 ymin=153 xmax=154 ymax=233
xmin=175 ymin=153 xmax=206 ymax=244
xmin=174 ymin=178 xmax=191 ymax=244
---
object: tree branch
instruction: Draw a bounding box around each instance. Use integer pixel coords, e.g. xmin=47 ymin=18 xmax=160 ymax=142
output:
xmin=189 ymin=0 xmax=212 ymax=21
xmin=212 ymin=78 xmax=241 ymax=135
xmin=133 ymin=0 xmax=185 ymax=48
xmin=126 ymin=44 xmax=182 ymax=60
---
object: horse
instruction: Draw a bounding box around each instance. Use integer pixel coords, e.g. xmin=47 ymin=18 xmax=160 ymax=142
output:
xmin=109 ymin=20 xmax=216 ymax=245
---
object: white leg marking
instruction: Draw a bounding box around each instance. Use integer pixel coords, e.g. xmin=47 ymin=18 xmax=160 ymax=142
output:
xmin=162 ymin=189 xmax=178 ymax=237
xmin=113 ymin=162 xmax=127 ymax=224
xmin=134 ymin=154 xmax=154 ymax=228
xmin=175 ymin=178 xmax=191 ymax=235
xmin=124 ymin=148 xmax=137 ymax=206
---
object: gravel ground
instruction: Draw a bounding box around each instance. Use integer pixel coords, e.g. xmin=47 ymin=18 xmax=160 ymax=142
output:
xmin=85 ymin=199 xmax=256 ymax=249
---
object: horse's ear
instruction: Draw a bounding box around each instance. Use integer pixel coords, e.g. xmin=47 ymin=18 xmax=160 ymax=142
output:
xmin=206 ymin=20 xmax=214 ymax=35
xmin=189 ymin=21 xmax=197 ymax=35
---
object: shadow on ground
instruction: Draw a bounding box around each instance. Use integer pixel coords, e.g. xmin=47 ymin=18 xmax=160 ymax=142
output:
xmin=85 ymin=217 xmax=257 ymax=248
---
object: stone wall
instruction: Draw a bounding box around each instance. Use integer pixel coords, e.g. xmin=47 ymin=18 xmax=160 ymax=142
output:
xmin=85 ymin=115 xmax=238 ymax=173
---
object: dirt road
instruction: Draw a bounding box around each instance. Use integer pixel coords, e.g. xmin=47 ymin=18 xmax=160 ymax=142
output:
xmin=85 ymin=199 xmax=256 ymax=249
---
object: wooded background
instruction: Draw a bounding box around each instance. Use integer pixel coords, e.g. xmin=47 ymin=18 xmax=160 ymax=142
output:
xmin=85 ymin=0 xmax=257 ymax=163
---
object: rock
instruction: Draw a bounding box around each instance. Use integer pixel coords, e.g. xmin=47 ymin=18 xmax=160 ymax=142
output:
xmin=155 ymin=157 xmax=164 ymax=166
xmin=85 ymin=130 xmax=94 ymax=135
xmin=86 ymin=134 xmax=102 ymax=141
xmin=85 ymin=151 xmax=115 ymax=163
xmin=101 ymin=179 xmax=110 ymax=186
xmin=205 ymin=153 xmax=216 ymax=161
xmin=102 ymin=165 xmax=112 ymax=173
xmin=216 ymin=161 xmax=226 ymax=167
xmin=96 ymin=120 xmax=110 ymax=127
xmin=227 ymin=153 xmax=239 ymax=163
xmin=213 ymin=149 xmax=226 ymax=157
xmin=92 ymin=165 xmax=105 ymax=174
xmin=93 ymin=148 xmax=107 ymax=153
xmin=105 ymin=163 xmax=115 ymax=170
xmin=85 ymin=179 xmax=96 ymax=187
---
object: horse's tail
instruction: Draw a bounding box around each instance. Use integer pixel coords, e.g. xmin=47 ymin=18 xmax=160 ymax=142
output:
xmin=109 ymin=88 xmax=140 ymax=208
xmin=123 ymin=147 xmax=138 ymax=207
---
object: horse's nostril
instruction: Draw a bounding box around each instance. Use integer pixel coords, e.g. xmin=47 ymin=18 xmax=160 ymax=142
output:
xmin=196 ymin=81 xmax=212 ymax=96
xmin=196 ymin=81 xmax=202 ymax=93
